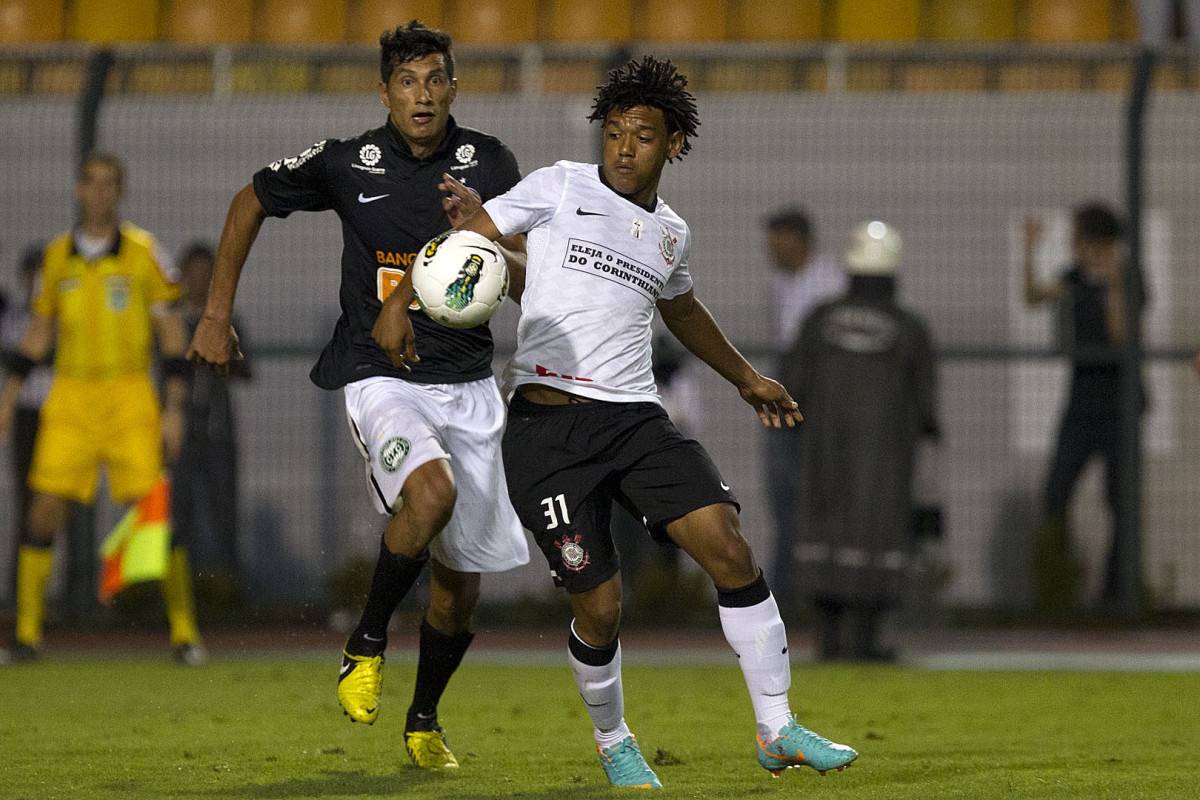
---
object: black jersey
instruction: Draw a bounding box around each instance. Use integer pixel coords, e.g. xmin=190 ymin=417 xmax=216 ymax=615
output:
xmin=252 ymin=116 xmax=521 ymax=389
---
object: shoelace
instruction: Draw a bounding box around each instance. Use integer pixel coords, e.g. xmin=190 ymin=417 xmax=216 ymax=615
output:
xmin=605 ymin=741 xmax=651 ymax=780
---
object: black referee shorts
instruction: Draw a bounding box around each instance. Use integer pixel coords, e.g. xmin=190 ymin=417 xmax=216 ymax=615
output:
xmin=503 ymin=393 xmax=739 ymax=594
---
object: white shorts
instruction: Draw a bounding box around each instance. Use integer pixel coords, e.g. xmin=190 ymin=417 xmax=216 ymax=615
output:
xmin=344 ymin=375 xmax=529 ymax=573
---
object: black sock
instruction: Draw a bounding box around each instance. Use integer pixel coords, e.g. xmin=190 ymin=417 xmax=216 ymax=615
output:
xmin=345 ymin=539 xmax=428 ymax=657
xmin=405 ymin=619 xmax=474 ymax=732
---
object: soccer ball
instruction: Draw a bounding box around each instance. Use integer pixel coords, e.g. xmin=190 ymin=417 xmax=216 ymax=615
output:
xmin=411 ymin=230 xmax=509 ymax=329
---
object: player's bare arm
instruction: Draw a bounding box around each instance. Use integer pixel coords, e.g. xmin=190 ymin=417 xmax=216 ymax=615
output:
xmin=153 ymin=307 xmax=189 ymax=465
xmin=0 ymin=312 xmax=54 ymax=444
xmin=372 ymin=274 xmax=418 ymax=372
xmin=1022 ymin=216 xmax=1063 ymax=306
xmin=657 ymin=289 xmax=802 ymax=429
xmin=442 ymin=174 xmax=528 ymax=301
xmin=187 ymin=183 xmax=263 ymax=375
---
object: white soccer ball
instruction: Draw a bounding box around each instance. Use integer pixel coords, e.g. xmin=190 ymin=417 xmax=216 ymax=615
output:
xmin=411 ymin=230 xmax=509 ymax=329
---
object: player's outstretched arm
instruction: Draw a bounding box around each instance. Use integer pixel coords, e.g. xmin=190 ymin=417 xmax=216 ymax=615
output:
xmin=372 ymin=270 xmax=418 ymax=372
xmin=657 ymin=289 xmax=802 ymax=429
xmin=439 ymin=175 xmax=529 ymax=302
xmin=187 ymin=183 xmax=264 ymax=375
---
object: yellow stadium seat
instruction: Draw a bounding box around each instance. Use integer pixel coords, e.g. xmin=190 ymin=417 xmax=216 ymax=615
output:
xmin=544 ymin=0 xmax=633 ymax=42
xmin=541 ymin=59 xmax=606 ymax=92
xmin=0 ymin=0 xmax=65 ymax=43
xmin=834 ymin=0 xmax=920 ymax=41
xmin=68 ymin=0 xmax=158 ymax=42
xmin=731 ymin=0 xmax=821 ymax=41
xmin=446 ymin=0 xmax=537 ymax=44
xmin=930 ymin=0 xmax=1017 ymax=40
xmin=998 ymin=63 xmax=1084 ymax=90
xmin=256 ymin=0 xmax=347 ymax=45
xmin=902 ymin=64 xmax=988 ymax=90
xmin=1025 ymin=0 xmax=1111 ymax=42
xmin=317 ymin=63 xmax=378 ymax=92
xmin=704 ymin=59 xmax=797 ymax=90
xmin=639 ymin=0 xmax=728 ymax=42
xmin=164 ymin=0 xmax=252 ymax=44
xmin=32 ymin=61 xmax=86 ymax=93
xmin=350 ymin=0 xmax=444 ymax=44
xmin=126 ymin=63 xmax=214 ymax=93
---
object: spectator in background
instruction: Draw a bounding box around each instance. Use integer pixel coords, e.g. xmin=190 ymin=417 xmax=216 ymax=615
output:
xmin=0 ymin=152 xmax=205 ymax=664
xmin=1022 ymin=205 xmax=1145 ymax=616
xmin=173 ymin=242 xmax=250 ymax=595
xmin=761 ymin=208 xmax=846 ymax=610
xmin=781 ymin=221 xmax=939 ymax=661
xmin=1 ymin=246 xmax=54 ymax=605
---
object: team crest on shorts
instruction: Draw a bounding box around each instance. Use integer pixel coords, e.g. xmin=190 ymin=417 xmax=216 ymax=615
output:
xmin=378 ymin=436 xmax=411 ymax=474
xmin=555 ymin=534 xmax=590 ymax=572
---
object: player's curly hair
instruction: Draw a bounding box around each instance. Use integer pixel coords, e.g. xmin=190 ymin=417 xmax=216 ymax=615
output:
xmin=379 ymin=20 xmax=454 ymax=83
xmin=588 ymin=56 xmax=700 ymax=160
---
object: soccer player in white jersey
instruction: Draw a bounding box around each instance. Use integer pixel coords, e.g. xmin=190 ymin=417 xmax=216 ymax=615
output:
xmin=377 ymin=56 xmax=858 ymax=787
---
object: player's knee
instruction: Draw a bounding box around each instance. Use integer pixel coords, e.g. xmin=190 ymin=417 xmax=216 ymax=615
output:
xmin=402 ymin=464 xmax=457 ymax=533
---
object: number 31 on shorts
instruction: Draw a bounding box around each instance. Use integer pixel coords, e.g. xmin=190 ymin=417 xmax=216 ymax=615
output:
xmin=541 ymin=494 xmax=571 ymax=530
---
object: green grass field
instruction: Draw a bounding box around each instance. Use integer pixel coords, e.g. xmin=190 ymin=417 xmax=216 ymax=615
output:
xmin=2 ymin=656 xmax=1198 ymax=799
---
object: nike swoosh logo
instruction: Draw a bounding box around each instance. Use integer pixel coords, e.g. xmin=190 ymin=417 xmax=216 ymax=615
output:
xmin=720 ymin=481 xmax=731 ymax=491
xmin=363 ymin=634 xmax=384 ymax=642
xmin=575 ymin=208 xmax=607 ymax=216
xmin=339 ymin=662 xmax=353 ymax=676
xmin=358 ymin=193 xmax=390 ymax=203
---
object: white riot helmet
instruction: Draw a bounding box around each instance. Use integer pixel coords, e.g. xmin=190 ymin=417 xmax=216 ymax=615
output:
xmin=845 ymin=220 xmax=901 ymax=275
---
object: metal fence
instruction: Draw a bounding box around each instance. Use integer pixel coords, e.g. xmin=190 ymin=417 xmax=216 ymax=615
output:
xmin=0 ymin=42 xmax=1197 ymax=617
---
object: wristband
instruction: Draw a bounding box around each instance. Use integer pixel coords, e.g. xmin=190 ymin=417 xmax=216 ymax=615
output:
xmin=4 ymin=353 xmax=36 ymax=380
xmin=161 ymin=357 xmax=190 ymax=380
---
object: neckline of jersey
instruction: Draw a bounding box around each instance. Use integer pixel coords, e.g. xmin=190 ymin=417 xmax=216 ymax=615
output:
xmin=70 ymin=226 xmax=122 ymax=261
xmin=385 ymin=115 xmax=460 ymax=163
xmin=595 ymin=164 xmax=658 ymax=213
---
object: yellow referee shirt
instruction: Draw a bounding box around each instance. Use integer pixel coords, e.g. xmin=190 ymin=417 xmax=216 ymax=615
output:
xmin=33 ymin=222 xmax=180 ymax=380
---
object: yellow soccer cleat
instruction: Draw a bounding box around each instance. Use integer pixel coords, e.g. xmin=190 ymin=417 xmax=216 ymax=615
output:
xmin=337 ymin=650 xmax=383 ymax=724
xmin=405 ymin=728 xmax=461 ymax=768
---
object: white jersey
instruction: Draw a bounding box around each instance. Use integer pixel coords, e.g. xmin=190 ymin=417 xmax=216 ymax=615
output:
xmin=484 ymin=161 xmax=693 ymax=404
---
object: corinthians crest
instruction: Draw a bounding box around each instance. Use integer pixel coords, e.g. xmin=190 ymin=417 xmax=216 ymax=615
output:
xmin=658 ymin=225 xmax=677 ymax=265
xmin=554 ymin=534 xmax=590 ymax=572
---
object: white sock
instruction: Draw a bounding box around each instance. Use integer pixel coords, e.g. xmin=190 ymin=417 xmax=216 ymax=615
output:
xmin=719 ymin=592 xmax=793 ymax=740
xmin=568 ymin=621 xmax=628 ymax=745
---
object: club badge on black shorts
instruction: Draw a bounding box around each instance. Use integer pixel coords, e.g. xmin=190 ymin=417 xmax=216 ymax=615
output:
xmin=555 ymin=534 xmax=590 ymax=572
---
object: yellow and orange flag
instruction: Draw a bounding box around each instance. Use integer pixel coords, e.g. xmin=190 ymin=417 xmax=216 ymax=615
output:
xmin=99 ymin=476 xmax=172 ymax=605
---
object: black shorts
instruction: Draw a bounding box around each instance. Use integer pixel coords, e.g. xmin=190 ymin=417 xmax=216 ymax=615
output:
xmin=503 ymin=394 xmax=739 ymax=593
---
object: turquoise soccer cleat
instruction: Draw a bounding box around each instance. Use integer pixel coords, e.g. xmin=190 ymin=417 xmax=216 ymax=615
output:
xmin=596 ymin=735 xmax=663 ymax=788
xmin=756 ymin=716 xmax=858 ymax=777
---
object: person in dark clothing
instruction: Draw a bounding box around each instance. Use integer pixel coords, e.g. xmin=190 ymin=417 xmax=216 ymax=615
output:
xmin=173 ymin=243 xmax=249 ymax=586
xmin=1022 ymin=204 xmax=1144 ymax=615
xmin=781 ymin=221 xmax=939 ymax=661
xmin=186 ymin=21 xmax=529 ymax=768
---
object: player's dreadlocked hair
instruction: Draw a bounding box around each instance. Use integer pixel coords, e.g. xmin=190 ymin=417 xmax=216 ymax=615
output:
xmin=588 ymin=56 xmax=700 ymax=160
xmin=379 ymin=20 xmax=454 ymax=83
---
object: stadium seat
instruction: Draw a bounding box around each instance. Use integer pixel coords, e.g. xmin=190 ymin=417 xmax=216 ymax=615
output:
xmin=164 ymin=0 xmax=253 ymax=44
xmin=640 ymin=0 xmax=728 ymax=42
xmin=68 ymin=0 xmax=158 ymax=42
xmin=446 ymin=0 xmax=537 ymax=44
xmin=997 ymin=63 xmax=1084 ymax=90
xmin=543 ymin=0 xmax=633 ymax=43
xmin=730 ymin=0 xmax=822 ymax=41
xmin=705 ymin=60 xmax=797 ymax=91
xmin=1025 ymin=0 xmax=1112 ymax=42
xmin=350 ymin=0 xmax=444 ymax=44
xmin=833 ymin=0 xmax=920 ymax=41
xmin=127 ymin=63 xmax=214 ymax=93
xmin=903 ymin=64 xmax=988 ymax=90
xmin=0 ymin=0 xmax=65 ymax=43
xmin=930 ymin=0 xmax=1017 ymax=40
xmin=256 ymin=0 xmax=347 ymax=45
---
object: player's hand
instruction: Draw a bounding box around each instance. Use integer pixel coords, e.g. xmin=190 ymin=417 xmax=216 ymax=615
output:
xmin=161 ymin=405 xmax=184 ymax=466
xmin=738 ymin=374 xmax=803 ymax=428
xmin=1023 ymin=217 xmax=1044 ymax=250
xmin=372 ymin=297 xmax=418 ymax=372
xmin=440 ymin=173 xmax=483 ymax=229
xmin=187 ymin=316 xmax=243 ymax=377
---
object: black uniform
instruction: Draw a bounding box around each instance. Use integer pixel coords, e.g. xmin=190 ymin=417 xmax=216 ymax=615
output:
xmin=252 ymin=116 xmax=521 ymax=388
xmin=1044 ymin=265 xmax=1143 ymax=603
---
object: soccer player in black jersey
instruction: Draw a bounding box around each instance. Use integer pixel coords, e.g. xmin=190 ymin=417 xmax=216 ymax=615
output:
xmin=378 ymin=55 xmax=857 ymax=787
xmin=188 ymin=22 xmax=529 ymax=768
